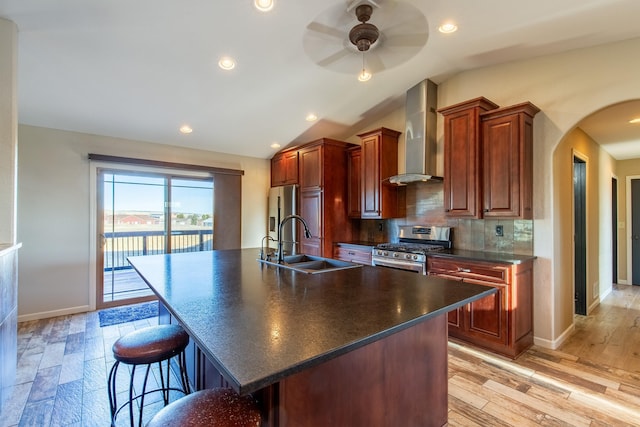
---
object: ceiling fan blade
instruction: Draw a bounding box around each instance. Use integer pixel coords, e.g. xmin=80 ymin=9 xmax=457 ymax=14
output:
xmin=307 ymin=21 xmax=345 ymax=39
xmin=383 ymin=33 xmax=428 ymax=48
xmin=317 ymin=49 xmax=352 ymax=67
xmin=365 ymin=51 xmax=386 ymax=73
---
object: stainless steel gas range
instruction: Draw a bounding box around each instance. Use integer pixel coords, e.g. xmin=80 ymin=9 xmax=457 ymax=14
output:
xmin=371 ymin=225 xmax=452 ymax=275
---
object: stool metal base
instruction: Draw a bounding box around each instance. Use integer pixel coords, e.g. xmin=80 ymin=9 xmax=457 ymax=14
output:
xmin=108 ymin=350 xmax=191 ymax=427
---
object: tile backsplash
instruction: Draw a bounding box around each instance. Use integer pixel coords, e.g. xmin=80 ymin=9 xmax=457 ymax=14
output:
xmin=357 ymin=181 xmax=533 ymax=255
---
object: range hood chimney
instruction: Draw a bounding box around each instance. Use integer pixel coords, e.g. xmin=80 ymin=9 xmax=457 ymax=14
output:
xmin=387 ymin=79 xmax=442 ymax=185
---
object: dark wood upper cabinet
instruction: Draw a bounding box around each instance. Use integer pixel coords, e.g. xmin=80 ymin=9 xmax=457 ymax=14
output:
xmin=357 ymin=127 xmax=404 ymax=219
xmin=298 ymin=144 xmax=323 ymax=190
xmin=481 ymin=102 xmax=539 ymax=219
xmin=347 ymin=147 xmax=362 ymax=218
xmin=439 ymin=98 xmax=538 ymax=219
xmin=438 ymin=97 xmax=499 ymax=218
xmin=271 ymin=149 xmax=298 ymax=187
xmin=271 ymin=138 xmax=355 ymax=258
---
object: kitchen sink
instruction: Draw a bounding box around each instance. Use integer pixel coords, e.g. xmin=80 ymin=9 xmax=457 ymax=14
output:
xmin=258 ymin=254 xmax=362 ymax=274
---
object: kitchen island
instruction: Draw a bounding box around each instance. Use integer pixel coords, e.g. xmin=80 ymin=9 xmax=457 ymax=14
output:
xmin=128 ymin=249 xmax=495 ymax=427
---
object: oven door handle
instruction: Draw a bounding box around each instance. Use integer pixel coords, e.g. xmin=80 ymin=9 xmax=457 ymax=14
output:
xmin=372 ymin=258 xmax=426 ymax=274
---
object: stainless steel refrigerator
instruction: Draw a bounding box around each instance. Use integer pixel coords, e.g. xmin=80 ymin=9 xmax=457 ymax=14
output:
xmin=268 ymin=185 xmax=298 ymax=256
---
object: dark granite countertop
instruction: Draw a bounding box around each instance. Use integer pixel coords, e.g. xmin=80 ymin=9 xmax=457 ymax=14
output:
xmin=128 ymin=248 xmax=495 ymax=395
xmin=428 ymin=249 xmax=536 ymax=265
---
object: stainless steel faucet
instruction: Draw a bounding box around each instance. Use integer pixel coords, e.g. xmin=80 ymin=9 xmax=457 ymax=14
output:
xmin=278 ymin=215 xmax=312 ymax=263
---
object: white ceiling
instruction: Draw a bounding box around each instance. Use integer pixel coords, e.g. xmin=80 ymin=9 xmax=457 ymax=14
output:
xmin=2 ymin=0 xmax=640 ymax=160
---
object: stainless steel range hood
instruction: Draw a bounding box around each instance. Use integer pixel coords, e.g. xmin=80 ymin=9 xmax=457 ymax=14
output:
xmin=387 ymin=79 xmax=442 ymax=185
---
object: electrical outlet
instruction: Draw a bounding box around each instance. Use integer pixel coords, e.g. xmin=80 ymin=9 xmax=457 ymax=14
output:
xmin=495 ymin=225 xmax=504 ymax=237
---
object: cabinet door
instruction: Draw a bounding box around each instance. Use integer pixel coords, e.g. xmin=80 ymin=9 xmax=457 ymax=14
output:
xmin=300 ymin=190 xmax=323 ymax=256
xmin=299 ymin=145 xmax=322 ymax=190
xmin=447 ymin=308 xmax=462 ymax=331
xmin=443 ymin=109 xmax=482 ymax=218
xmin=347 ymin=148 xmax=361 ymax=218
xmin=481 ymin=102 xmax=538 ymax=219
xmin=483 ymin=114 xmax=521 ymax=217
xmin=361 ymin=134 xmax=381 ymax=218
xmin=271 ymin=151 xmax=298 ymax=186
xmin=464 ymin=279 xmax=509 ymax=346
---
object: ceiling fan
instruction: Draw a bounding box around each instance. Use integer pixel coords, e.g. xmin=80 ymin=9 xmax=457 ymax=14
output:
xmin=303 ymin=0 xmax=429 ymax=75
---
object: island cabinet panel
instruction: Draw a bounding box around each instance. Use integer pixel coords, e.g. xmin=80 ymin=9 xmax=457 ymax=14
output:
xmin=271 ymin=149 xmax=298 ymax=187
xmin=438 ymin=97 xmax=499 ymax=218
xmin=481 ymin=102 xmax=539 ymax=219
xmin=357 ymin=127 xmax=404 ymax=219
xmin=275 ymin=314 xmax=448 ymax=427
xmin=427 ymin=256 xmax=534 ymax=358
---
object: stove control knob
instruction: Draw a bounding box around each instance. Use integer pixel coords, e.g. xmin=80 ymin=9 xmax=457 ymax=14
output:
xmin=413 ymin=255 xmax=419 ymax=260
xmin=393 ymin=252 xmax=399 ymax=258
xmin=376 ymin=250 xmax=382 ymax=256
xmin=405 ymin=254 xmax=412 ymax=260
xmin=382 ymin=251 xmax=388 ymax=256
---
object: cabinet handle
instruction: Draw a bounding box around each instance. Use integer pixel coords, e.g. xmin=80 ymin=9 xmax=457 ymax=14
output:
xmin=348 ymin=251 xmax=356 ymax=255
xmin=483 ymin=209 xmax=489 ymax=213
xmin=458 ymin=267 xmax=471 ymax=273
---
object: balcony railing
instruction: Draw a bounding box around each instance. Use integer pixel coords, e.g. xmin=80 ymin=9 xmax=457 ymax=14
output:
xmin=104 ymin=230 xmax=213 ymax=270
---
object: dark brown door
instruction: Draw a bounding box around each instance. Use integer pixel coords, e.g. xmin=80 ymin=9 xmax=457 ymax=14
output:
xmin=573 ymin=157 xmax=587 ymax=314
xmin=632 ymin=179 xmax=640 ymax=285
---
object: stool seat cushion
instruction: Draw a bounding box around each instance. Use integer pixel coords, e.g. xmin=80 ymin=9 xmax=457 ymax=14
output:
xmin=112 ymin=325 xmax=189 ymax=365
xmin=146 ymin=388 xmax=261 ymax=427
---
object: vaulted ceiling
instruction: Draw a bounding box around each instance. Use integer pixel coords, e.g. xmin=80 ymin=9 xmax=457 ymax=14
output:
xmin=2 ymin=0 xmax=640 ymax=159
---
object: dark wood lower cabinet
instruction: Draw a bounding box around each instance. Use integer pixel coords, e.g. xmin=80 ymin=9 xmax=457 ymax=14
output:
xmin=160 ymin=302 xmax=449 ymax=426
xmin=427 ymin=256 xmax=534 ymax=359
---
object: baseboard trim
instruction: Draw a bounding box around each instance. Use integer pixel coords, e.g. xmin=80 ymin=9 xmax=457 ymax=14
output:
xmin=533 ymin=323 xmax=575 ymax=350
xmin=618 ymin=279 xmax=629 ymax=285
xmin=18 ymin=305 xmax=91 ymax=322
xmin=587 ymin=298 xmax=600 ymax=315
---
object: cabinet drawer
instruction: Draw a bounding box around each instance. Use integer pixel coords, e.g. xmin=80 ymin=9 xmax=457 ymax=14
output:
xmin=334 ymin=246 xmax=372 ymax=265
xmin=427 ymin=257 xmax=509 ymax=284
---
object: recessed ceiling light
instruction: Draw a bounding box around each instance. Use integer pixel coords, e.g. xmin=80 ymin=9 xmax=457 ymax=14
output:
xmin=438 ymin=22 xmax=458 ymax=34
xmin=306 ymin=113 xmax=318 ymax=122
xmin=179 ymin=125 xmax=193 ymax=134
xmin=629 ymin=118 xmax=640 ymax=124
xmin=218 ymin=56 xmax=236 ymax=70
xmin=270 ymin=143 xmax=281 ymax=149
xmin=254 ymin=0 xmax=274 ymax=12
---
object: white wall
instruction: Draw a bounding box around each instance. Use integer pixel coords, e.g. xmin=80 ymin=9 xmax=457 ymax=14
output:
xmin=436 ymin=37 xmax=640 ymax=346
xmin=0 ymin=18 xmax=18 ymax=244
xmin=17 ymin=125 xmax=269 ymax=320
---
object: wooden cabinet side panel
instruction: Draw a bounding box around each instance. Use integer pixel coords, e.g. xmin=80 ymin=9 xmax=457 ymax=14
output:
xmin=521 ymin=117 xmax=534 ymax=219
xmin=513 ymin=261 xmax=534 ymax=343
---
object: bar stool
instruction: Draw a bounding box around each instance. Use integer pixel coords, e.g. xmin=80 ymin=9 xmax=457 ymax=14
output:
xmin=108 ymin=324 xmax=191 ymax=427
xmin=146 ymin=388 xmax=262 ymax=427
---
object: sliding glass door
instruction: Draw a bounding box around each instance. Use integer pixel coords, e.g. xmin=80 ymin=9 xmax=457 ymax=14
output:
xmin=98 ymin=170 xmax=213 ymax=308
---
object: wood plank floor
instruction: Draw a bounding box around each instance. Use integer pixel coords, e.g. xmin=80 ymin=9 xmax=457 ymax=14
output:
xmin=2 ymin=284 xmax=640 ymax=426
